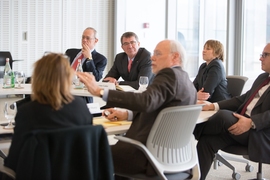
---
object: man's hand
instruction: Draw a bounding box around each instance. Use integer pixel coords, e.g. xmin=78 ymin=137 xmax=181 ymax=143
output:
xmin=228 ymin=113 xmax=252 ymax=135
xmin=103 ymin=77 xmax=118 ymax=84
xmin=197 ymin=88 xmax=210 ymax=101
xmin=201 ymin=102 xmax=215 ymax=111
xmin=82 ymin=43 xmax=92 ymax=59
xmin=102 ymin=108 xmax=128 ymax=121
xmin=77 ymin=72 xmax=101 ymax=96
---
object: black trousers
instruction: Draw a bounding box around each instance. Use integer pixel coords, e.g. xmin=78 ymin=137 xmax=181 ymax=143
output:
xmin=193 ymin=110 xmax=250 ymax=180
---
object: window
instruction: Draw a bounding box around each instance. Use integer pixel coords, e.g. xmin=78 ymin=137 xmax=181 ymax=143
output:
xmin=242 ymin=0 xmax=270 ymax=79
xmin=177 ymin=0 xmax=227 ymax=78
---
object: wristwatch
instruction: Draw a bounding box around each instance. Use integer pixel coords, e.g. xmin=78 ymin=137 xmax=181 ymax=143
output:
xmin=251 ymin=121 xmax=256 ymax=129
xmin=99 ymin=89 xmax=104 ymax=98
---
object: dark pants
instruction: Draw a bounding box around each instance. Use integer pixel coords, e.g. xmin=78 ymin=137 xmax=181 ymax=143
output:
xmin=193 ymin=110 xmax=250 ymax=180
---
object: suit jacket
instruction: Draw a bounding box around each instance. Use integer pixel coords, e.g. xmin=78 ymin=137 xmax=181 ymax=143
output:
xmin=66 ymin=48 xmax=107 ymax=103
xmin=109 ymin=66 xmax=197 ymax=175
xmin=4 ymin=96 xmax=93 ymax=171
xmin=65 ymin=48 xmax=107 ymax=81
xmin=104 ymin=48 xmax=154 ymax=90
xmin=218 ymin=72 xmax=270 ymax=163
xmin=193 ymin=58 xmax=231 ymax=102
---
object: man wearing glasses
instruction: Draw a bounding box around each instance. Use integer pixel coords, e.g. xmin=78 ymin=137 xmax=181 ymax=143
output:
xmin=194 ymin=43 xmax=270 ymax=180
xmin=103 ymin=31 xmax=154 ymax=90
xmin=66 ymin=27 xmax=107 ymax=103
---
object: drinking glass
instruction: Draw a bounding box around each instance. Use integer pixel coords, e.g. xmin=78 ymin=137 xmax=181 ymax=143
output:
xmin=139 ymin=76 xmax=149 ymax=92
xmin=3 ymin=102 xmax=17 ymax=129
xmin=15 ymin=71 xmax=25 ymax=89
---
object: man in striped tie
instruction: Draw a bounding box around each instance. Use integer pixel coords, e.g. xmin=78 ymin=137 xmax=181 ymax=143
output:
xmin=65 ymin=27 xmax=107 ymax=103
xmin=194 ymin=43 xmax=270 ymax=180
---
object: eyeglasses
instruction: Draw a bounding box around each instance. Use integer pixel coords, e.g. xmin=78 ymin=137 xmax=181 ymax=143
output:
xmin=81 ymin=36 xmax=96 ymax=41
xmin=260 ymin=53 xmax=270 ymax=58
xmin=122 ymin=41 xmax=137 ymax=46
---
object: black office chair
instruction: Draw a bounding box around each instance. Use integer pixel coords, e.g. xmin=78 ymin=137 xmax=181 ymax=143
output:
xmin=0 ymin=125 xmax=114 ymax=180
xmin=0 ymin=51 xmax=23 ymax=78
xmin=226 ymin=75 xmax=249 ymax=97
xmin=214 ymin=75 xmax=260 ymax=180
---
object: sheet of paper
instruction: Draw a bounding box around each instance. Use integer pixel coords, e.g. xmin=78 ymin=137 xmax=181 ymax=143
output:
xmin=93 ymin=116 xmax=131 ymax=128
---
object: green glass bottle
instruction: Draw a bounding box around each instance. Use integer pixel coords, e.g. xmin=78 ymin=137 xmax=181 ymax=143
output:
xmin=3 ymin=58 xmax=15 ymax=88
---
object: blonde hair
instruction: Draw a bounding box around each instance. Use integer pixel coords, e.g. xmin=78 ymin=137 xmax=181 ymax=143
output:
xmin=31 ymin=53 xmax=74 ymax=110
xmin=204 ymin=40 xmax=224 ymax=61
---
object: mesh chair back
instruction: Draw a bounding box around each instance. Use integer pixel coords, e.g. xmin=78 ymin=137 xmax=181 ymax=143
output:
xmin=146 ymin=105 xmax=202 ymax=173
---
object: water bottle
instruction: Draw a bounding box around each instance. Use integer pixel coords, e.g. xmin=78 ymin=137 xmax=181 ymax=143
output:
xmin=3 ymin=58 xmax=15 ymax=88
xmin=74 ymin=59 xmax=84 ymax=88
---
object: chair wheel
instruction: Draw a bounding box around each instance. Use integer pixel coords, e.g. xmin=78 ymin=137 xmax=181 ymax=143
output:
xmin=232 ymin=172 xmax=241 ymax=180
xmin=245 ymin=164 xmax=254 ymax=172
xmin=218 ymin=161 xmax=223 ymax=166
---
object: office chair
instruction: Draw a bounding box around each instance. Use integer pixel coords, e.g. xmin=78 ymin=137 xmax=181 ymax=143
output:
xmin=214 ymin=75 xmax=253 ymax=180
xmin=0 ymin=125 xmax=114 ymax=180
xmin=0 ymin=51 xmax=23 ymax=78
xmin=115 ymin=105 xmax=202 ymax=180
xmin=226 ymin=75 xmax=249 ymax=97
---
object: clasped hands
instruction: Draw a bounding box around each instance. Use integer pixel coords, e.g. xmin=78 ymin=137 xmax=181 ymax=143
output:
xmin=103 ymin=77 xmax=119 ymax=85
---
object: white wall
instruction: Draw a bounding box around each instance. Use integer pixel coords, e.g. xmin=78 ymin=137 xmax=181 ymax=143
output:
xmin=0 ymin=0 xmax=114 ymax=77
xmin=114 ymin=0 xmax=166 ymax=55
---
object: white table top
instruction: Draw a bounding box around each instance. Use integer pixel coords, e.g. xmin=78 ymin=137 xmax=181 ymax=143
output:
xmin=0 ymin=110 xmax=216 ymax=136
xmin=0 ymin=84 xmax=135 ymax=97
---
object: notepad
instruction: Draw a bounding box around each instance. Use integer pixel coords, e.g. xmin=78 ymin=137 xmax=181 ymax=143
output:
xmin=93 ymin=117 xmax=132 ymax=127
xmin=116 ymin=85 xmax=135 ymax=92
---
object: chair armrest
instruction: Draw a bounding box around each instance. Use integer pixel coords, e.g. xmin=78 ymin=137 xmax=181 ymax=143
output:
xmin=114 ymin=136 xmax=149 ymax=153
xmin=0 ymin=162 xmax=16 ymax=179
xmin=114 ymin=136 xmax=167 ymax=179
xmin=0 ymin=150 xmax=7 ymax=159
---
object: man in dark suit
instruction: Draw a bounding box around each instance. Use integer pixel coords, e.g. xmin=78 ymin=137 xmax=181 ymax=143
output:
xmin=65 ymin=27 xmax=107 ymax=103
xmin=194 ymin=43 xmax=270 ymax=180
xmin=77 ymin=39 xmax=197 ymax=178
xmin=103 ymin=31 xmax=154 ymax=90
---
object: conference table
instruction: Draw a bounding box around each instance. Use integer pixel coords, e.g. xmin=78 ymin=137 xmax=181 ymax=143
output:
xmin=0 ymin=109 xmax=215 ymax=150
xmin=0 ymin=83 xmax=136 ymax=97
xmin=0 ymin=83 xmax=216 ymax=148
xmin=0 ymin=110 xmax=215 ymax=136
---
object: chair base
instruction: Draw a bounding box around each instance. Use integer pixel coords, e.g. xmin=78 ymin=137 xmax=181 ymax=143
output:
xmin=115 ymin=171 xmax=192 ymax=180
xmin=213 ymin=152 xmax=254 ymax=180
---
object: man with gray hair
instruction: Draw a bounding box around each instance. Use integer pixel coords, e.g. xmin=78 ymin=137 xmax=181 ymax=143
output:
xmin=77 ymin=39 xmax=197 ymax=179
xmin=66 ymin=27 xmax=107 ymax=103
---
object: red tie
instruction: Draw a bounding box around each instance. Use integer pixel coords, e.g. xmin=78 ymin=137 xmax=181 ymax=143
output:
xmin=72 ymin=54 xmax=84 ymax=70
xmin=240 ymin=77 xmax=270 ymax=115
xmin=128 ymin=59 xmax=132 ymax=72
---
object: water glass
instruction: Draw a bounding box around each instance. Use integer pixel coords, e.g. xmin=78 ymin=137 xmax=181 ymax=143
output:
xmin=15 ymin=71 xmax=25 ymax=89
xmin=139 ymin=76 xmax=149 ymax=92
xmin=3 ymin=102 xmax=17 ymax=129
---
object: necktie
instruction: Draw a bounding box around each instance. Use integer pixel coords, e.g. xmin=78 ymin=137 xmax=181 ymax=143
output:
xmin=128 ymin=59 xmax=132 ymax=72
xmin=72 ymin=54 xmax=84 ymax=70
xmin=240 ymin=77 xmax=270 ymax=115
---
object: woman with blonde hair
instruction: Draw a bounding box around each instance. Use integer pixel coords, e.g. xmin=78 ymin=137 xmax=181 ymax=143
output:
xmin=4 ymin=53 xmax=93 ymax=172
xmin=193 ymin=40 xmax=231 ymax=102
